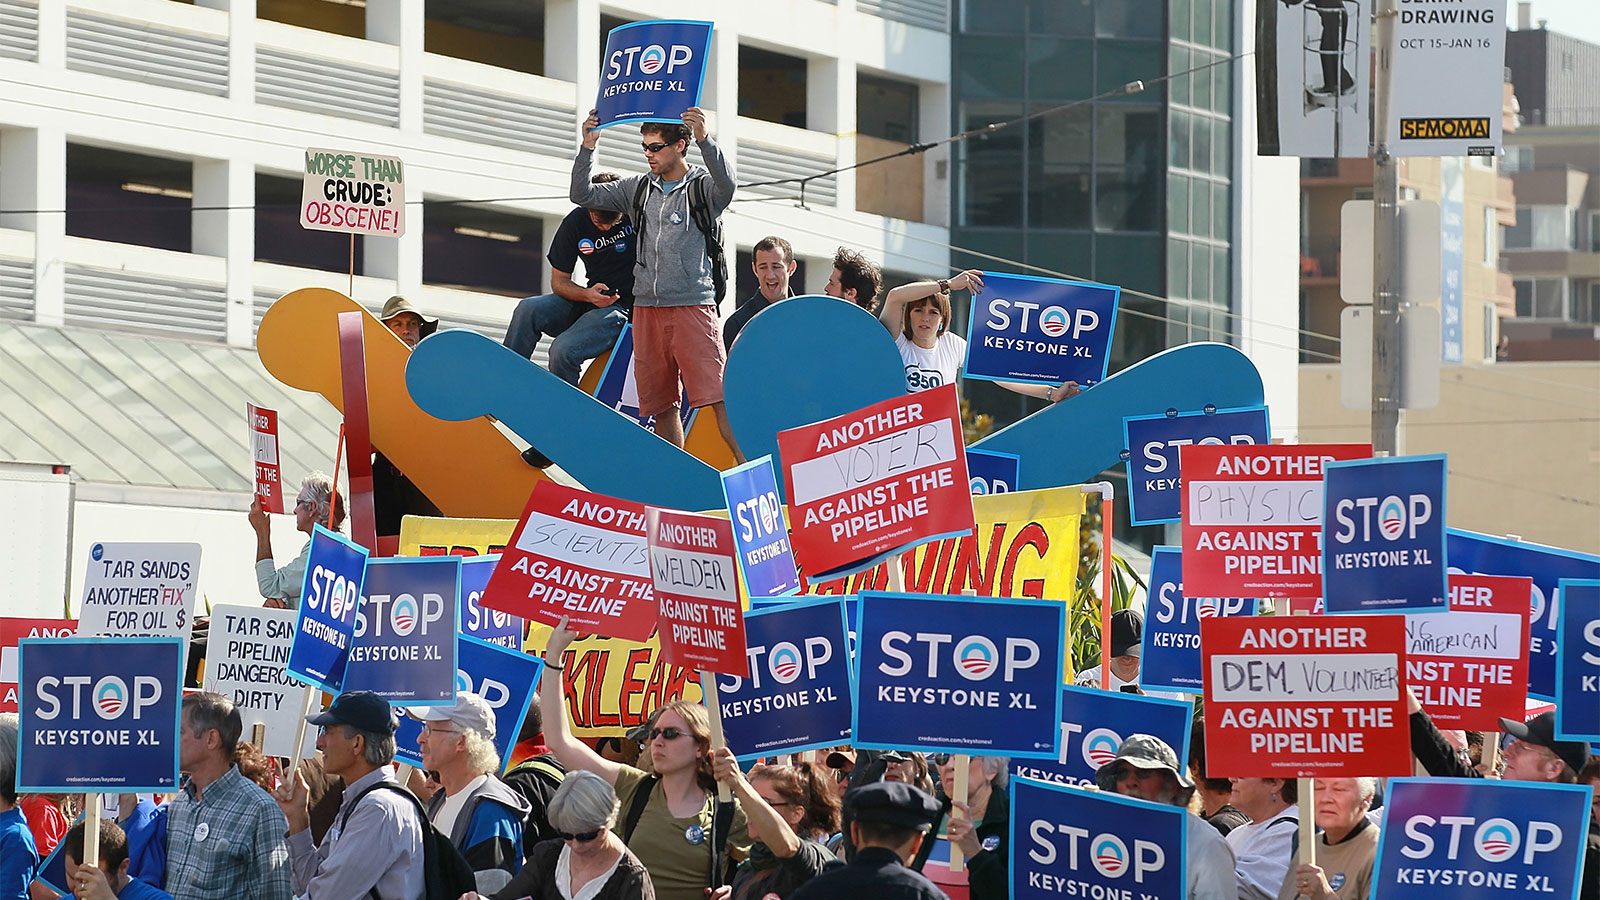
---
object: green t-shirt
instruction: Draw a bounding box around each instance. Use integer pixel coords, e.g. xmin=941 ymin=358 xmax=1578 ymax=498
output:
xmin=613 ymin=765 xmax=750 ymax=900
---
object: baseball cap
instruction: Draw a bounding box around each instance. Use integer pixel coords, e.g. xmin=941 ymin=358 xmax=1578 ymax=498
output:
xmin=406 ymin=692 xmax=495 ymax=739
xmin=306 ymin=691 xmax=397 ymax=735
xmin=1110 ymin=609 xmax=1143 ymax=659
xmin=1499 ymin=711 xmax=1588 ymax=774
xmin=826 ymin=749 xmax=857 ymax=771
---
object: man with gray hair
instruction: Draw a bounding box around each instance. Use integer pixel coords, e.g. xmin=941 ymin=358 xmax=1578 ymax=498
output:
xmin=1095 ymin=734 xmax=1236 ymax=900
xmin=410 ymin=693 xmax=530 ymax=894
xmin=166 ymin=692 xmax=291 ymax=900
xmin=274 ymin=691 xmax=424 ymax=900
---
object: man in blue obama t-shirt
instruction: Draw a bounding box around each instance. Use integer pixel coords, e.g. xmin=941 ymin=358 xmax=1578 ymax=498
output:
xmin=503 ymin=172 xmax=636 ymax=385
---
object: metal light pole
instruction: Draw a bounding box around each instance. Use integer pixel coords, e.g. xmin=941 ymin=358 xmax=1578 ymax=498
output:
xmin=1370 ymin=0 xmax=1402 ymax=455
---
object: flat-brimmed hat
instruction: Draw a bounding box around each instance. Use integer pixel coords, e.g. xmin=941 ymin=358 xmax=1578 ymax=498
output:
xmin=1094 ymin=733 xmax=1194 ymax=799
xmin=406 ymin=692 xmax=495 ymax=739
xmin=378 ymin=295 xmax=438 ymax=337
xmin=844 ymin=781 xmax=942 ymax=829
xmin=1499 ymin=711 xmax=1589 ymax=774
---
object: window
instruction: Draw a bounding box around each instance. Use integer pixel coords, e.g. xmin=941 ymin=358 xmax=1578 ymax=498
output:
xmin=1502 ymin=145 xmax=1533 ymax=173
xmin=1582 ymin=282 xmax=1600 ymax=324
xmin=738 ymin=46 xmax=807 ymax=128
xmin=1481 ymin=304 xmax=1497 ymax=362
xmin=1513 ymin=278 xmax=1565 ymax=319
xmin=66 ymin=144 xmax=192 ymax=253
xmin=1094 ymin=105 xmax=1161 ymax=231
xmin=1590 ymin=211 xmax=1600 ymax=252
xmin=422 ymin=202 xmax=543 ymax=295
xmin=1028 ymin=103 xmax=1092 ymax=228
xmin=1482 ymin=207 xmax=1496 ymax=265
xmin=424 ymin=0 xmax=544 ymax=75
xmin=858 ymin=74 xmax=919 ymax=143
xmin=256 ymin=173 xmax=362 ymax=274
xmin=959 ymin=102 xmax=1025 ymax=227
xmin=1504 ymin=206 xmax=1578 ymax=251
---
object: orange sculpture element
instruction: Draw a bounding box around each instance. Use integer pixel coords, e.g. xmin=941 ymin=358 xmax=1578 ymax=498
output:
xmin=256 ymin=287 xmax=545 ymax=519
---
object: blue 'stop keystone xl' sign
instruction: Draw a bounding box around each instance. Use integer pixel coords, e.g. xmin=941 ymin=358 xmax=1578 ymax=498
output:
xmin=595 ymin=20 xmax=713 ymax=129
xmin=963 ymin=272 xmax=1119 ymax=388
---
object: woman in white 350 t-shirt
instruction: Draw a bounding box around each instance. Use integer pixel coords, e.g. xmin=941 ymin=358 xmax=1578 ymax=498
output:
xmin=879 ymin=269 xmax=1084 ymax=403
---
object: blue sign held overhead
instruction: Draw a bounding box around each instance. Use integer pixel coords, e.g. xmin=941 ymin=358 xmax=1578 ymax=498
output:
xmin=1122 ymin=406 xmax=1270 ymax=525
xmin=1011 ymin=685 xmax=1193 ymax=789
xmin=343 ymin=556 xmax=461 ymax=705
xmin=1374 ymin=778 xmax=1592 ymax=900
xmin=963 ymin=272 xmax=1119 ymax=388
xmin=722 ymin=456 xmax=801 ymax=598
xmin=966 ymin=448 xmax=1020 ymax=496
xmin=459 ymin=555 xmax=523 ymax=649
xmin=1140 ymin=547 xmax=1255 ymax=693
xmin=853 ymin=591 xmax=1064 ymax=759
xmin=394 ymin=634 xmax=545 ymax=771
xmin=17 ymin=637 xmax=183 ymax=792
xmin=1448 ymin=529 xmax=1600 ymax=703
xmin=1555 ymin=579 xmax=1600 ymax=741
xmin=1011 ymin=776 xmax=1188 ymax=900
xmin=1322 ymin=454 xmax=1448 ymax=615
xmin=286 ymin=525 xmax=370 ymax=692
xmin=715 ymin=597 xmax=854 ymax=760
xmin=595 ymin=20 xmax=713 ymax=130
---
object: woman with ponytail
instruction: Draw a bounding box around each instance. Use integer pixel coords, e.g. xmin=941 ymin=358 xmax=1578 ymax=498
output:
xmin=710 ymin=748 xmax=842 ymax=899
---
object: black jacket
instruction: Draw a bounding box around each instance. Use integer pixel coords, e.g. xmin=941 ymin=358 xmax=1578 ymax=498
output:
xmin=789 ymin=846 xmax=949 ymax=900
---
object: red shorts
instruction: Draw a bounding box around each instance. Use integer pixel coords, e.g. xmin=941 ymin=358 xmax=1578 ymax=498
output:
xmin=631 ymin=304 xmax=726 ymax=416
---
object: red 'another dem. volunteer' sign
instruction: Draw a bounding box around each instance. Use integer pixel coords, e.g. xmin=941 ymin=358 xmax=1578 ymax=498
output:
xmin=1202 ymin=615 xmax=1410 ymax=777
xmin=778 ymin=384 xmax=975 ymax=580
xmin=1180 ymin=443 xmax=1370 ymax=598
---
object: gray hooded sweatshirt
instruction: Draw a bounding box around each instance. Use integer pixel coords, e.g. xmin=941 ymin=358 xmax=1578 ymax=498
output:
xmin=569 ymin=137 xmax=735 ymax=308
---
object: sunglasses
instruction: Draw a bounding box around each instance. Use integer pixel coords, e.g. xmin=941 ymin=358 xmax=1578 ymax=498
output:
xmin=557 ymin=829 xmax=602 ymax=843
xmin=930 ymin=754 xmax=952 ymax=766
xmin=642 ymin=141 xmax=672 ymax=153
xmin=649 ymin=727 xmax=690 ymax=742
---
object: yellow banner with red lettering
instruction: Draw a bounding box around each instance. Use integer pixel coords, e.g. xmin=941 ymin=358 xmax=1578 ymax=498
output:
xmin=397 ymin=485 xmax=1082 ymax=735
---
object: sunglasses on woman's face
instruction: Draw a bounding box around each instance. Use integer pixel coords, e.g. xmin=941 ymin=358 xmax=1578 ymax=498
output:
xmin=649 ymin=727 xmax=690 ymax=742
xmin=558 ymin=829 xmax=602 ymax=843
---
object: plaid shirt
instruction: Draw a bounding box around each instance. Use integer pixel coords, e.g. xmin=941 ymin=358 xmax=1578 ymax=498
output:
xmin=166 ymin=765 xmax=293 ymax=900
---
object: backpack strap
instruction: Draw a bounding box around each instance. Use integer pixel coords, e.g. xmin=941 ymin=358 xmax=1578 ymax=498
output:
xmin=631 ymin=178 xmax=651 ymax=269
xmin=507 ymin=757 xmax=566 ymax=785
xmin=337 ymin=781 xmax=427 ymax=900
xmin=620 ymin=774 xmax=660 ymax=846
xmin=686 ymin=173 xmax=728 ymax=306
xmin=707 ymin=796 xmax=737 ymax=889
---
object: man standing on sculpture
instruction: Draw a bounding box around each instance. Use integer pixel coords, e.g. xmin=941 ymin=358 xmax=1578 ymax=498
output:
xmin=569 ymin=106 xmax=744 ymax=463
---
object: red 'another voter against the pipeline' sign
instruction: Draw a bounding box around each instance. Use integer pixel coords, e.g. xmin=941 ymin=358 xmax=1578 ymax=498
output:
xmin=777 ymin=384 xmax=975 ymax=580
xmin=1201 ymin=614 xmax=1410 ymax=778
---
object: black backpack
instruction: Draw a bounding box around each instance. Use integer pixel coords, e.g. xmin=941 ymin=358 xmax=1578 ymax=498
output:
xmin=341 ymin=781 xmax=478 ymax=900
xmin=630 ymin=172 xmax=728 ymax=307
